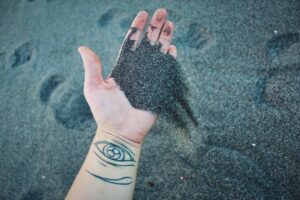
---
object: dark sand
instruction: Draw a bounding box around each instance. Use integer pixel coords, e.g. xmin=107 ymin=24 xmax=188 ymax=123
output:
xmin=0 ymin=0 xmax=299 ymax=199
xmin=111 ymin=28 xmax=197 ymax=128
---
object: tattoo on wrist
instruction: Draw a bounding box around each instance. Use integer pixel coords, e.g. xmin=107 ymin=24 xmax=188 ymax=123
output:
xmin=86 ymin=132 xmax=138 ymax=185
xmin=93 ymin=140 xmax=136 ymax=167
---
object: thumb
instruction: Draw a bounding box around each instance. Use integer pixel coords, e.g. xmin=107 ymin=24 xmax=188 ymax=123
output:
xmin=78 ymin=46 xmax=103 ymax=89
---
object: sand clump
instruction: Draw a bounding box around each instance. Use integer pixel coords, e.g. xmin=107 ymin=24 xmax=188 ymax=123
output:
xmin=111 ymin=28 xmax=197 ymax=128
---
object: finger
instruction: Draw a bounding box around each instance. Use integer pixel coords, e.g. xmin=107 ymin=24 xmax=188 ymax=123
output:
xmin=129 ymin=11 xmax=148 ymax=49
xmin=167 ymin=45 xmax=177 ymax=59
xmin=146 ymin=8 xmax=167 ymax=45
xmin=123 ymin=11 xmax=148 ymax=50
xmin=78 ymin=46 xmax=103 ymax=89
xmin=158 ymin=21 xmax=174 ymax=53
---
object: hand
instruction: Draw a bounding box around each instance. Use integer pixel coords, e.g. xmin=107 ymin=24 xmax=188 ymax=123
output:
xmin=78 ymin=8 xmax=176 ymax=144
xmin=78 ymin=46 xmax=155 ymax=144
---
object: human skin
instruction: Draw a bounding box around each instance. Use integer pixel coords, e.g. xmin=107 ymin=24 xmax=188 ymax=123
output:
xmin=66 ymin=8 xmax=177 ymax=200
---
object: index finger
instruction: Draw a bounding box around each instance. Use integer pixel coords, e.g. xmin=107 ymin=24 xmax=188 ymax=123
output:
xmin=121 ymin=11 xmax=148 ymax=51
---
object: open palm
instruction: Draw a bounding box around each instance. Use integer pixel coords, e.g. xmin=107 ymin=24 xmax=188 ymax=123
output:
xmin=79 ymin=46 xmax=155 ymax=144
xmin=79 ymin=9 xmax=176 ymax=144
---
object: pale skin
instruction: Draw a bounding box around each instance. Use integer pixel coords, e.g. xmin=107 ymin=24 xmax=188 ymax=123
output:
xmin=66 ymin=8 xmax=177 ymax=200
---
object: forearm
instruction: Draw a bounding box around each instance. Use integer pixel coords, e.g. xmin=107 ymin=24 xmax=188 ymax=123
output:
xmin=66 ymin=128 xmax=142 ymax=200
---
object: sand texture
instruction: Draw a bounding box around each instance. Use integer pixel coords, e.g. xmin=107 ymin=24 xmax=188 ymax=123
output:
xmin=111 ymin=29 xmax=197 ymax=128
xmin=0 ymin=0 xmax=299 ymax=199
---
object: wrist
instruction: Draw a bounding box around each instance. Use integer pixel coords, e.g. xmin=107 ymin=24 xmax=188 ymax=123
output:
xmin=96 ymin=125 xmax=146 ymax=145
xmin=95 ymin=128 xmax=143 ymax=148
xmin=85 ymin=129 xmax=142 ymax=184
xmin=67 ymin=128 xmax=142 ymax=199
xmin=87 ymin=129 xmax=142 ymax=171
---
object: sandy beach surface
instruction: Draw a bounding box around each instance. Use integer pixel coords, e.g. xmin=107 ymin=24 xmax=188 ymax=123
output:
xmin=0 ymin=0 xmax=299 ymax=199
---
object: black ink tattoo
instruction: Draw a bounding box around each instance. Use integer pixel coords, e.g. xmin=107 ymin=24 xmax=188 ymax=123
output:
xmin=86 ymin=170 xmax=133 ymax=185
xmin=98 ymin=160 xmax=107 ymax=167
xmin=87 ymin=135 xmax=138 ymax=185
xmin=93 ymin=140 xmax=136 ymax=167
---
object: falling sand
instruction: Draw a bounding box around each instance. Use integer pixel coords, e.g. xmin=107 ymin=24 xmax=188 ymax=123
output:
xmin=111 ymin=28 xmax=198 ymax=128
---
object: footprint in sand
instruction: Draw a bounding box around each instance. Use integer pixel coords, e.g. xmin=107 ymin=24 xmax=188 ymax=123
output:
xmin=255 ymin=32 xmax=300 ymax=111
xmin=163 ymin=10 xmax=215 ymax=54
xmin=187 ymin=23 xmax=212 ymax=50
xmin=50 ymin=89 xmax=93 ymax=130
xmin=98 ymin=8 xmax=117 ymax=27
xmin=39 ymin=74 xmax=65 ymax=104
xmin=163 ymin=10 xmax=214 ymax=54
xmin=38 ymin=72 xmax=93 ymax=129
xmin=9 ymin=42 xmax=36 ymax=68
xmin=263 ymin=65 xmax=300 ymax=113
xmin=266 ymin=32 xmax=299 ymax=61
xmin=38 ymin=69 xmax=93 ymax=129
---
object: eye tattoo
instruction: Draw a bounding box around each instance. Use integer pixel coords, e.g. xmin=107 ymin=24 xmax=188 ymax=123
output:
xmin=87 ymin=137 xmax=138 ymax=184
xmin=93 ymin=140 xmax=136 ymax=167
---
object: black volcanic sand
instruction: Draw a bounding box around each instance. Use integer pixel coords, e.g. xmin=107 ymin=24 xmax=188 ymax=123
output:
xmin=0 ymin=0 xmax=299 ymax=200
xmin=111 ymin=28 xmax=197 ymax=128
